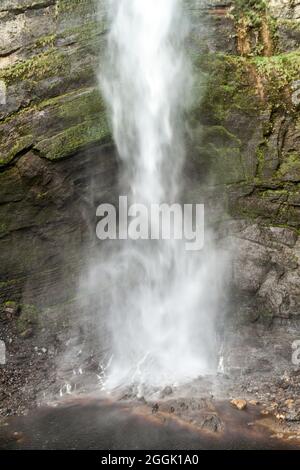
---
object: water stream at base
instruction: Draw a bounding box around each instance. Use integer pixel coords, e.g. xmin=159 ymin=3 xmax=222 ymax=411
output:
xmin=1 ymin=397 xmax=298 ymax=450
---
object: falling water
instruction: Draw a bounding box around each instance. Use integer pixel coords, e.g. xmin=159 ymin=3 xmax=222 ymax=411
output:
xmin=95 ymin=0 xmax=226 ymax=391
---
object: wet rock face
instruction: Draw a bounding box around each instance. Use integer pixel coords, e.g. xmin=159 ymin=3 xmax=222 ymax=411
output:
xmin=0 ymin=144 xmax=117 ymax=308
xmin=0 ymin=0 xmax=109 ymax=167
xmin=0 ymin=0 xmax=299 ymax=320
xmin=269 ymin=0 xmax=300 ymax=19
xmin=230 ymin=222 xmax=300 ymax=319
xmin=0 ymin=0 xmax=115 ymax=308
xmin=187 ymin=0 xmax=300 ymax=319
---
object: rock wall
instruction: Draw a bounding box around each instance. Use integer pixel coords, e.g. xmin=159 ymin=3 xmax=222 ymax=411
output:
xmin=0 ymin=0 xmax=299 ymax=320
xmin=0 ymin=0 xmax=110 ymax=165
xmin=0 ymin=0 xmax=117 ymax=310
xmin=187 ymin=0 xmax=300 ymax=319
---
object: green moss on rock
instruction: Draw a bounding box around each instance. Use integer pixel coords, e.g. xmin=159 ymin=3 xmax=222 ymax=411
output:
xmin=0 ymin=51 xmax=67 ymax=86
xmin=277 ymin=18 xmax=300 ymax=33
xmin=191 ymin=125 xmax=245 ymax=184
xmin=35 ymin=116 xmax=110 ymax=161
xmin=57 ymin=88 xmax=106 ymax=121
xmin=233 ymin=0 xmax=267 ymax=15
xmin=0 ymin=87 xmax=111 ymax=166
xmin=277 ymin=153 xmax=300 ymax=182
xmin=253 ymin=51 xmax=300 ymax=106
xmin=232 ymin=0 xmax=268 ymax=27
xmin=33 ymin=87 xmax=110 ymax=160
xmin=55 ymin=0 xmax=96 ymax=14
xmin=192 ymin=53 xmax=260 ymax=124
xmin=0 ymin=135 xmax=34 ymax=167
xmin=16 ymin=304 xmax=39 ymax=335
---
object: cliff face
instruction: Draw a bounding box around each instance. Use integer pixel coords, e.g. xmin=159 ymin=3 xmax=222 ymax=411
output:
xmin=0 ymin=0 xmax=109 ymax=165
xmin=188 ymin=0 xmax=300 ymax=319
xmin=0 ymin=0 xmax=299 ymax=319
xmin=194 ymin=0 xmax=300 ymax=227
xmin=0 ymin=0 xmax=116 ymax=310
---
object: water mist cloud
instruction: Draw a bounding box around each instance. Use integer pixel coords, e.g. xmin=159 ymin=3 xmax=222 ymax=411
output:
xmin=88 ymin=0 xmax=229 ymax=392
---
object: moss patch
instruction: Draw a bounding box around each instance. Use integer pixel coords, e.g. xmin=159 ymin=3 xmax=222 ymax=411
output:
xmin=0 ymin=50 xmax=67 ymax=86
xmin=231 ymin=0 xmax=276 ymax=57
xmin=35 ymin=117 xmax=110 ymax=160
xmin=33 ymin=87 xmax=111 ymax=160
xmin=0 ymin=135 xmax=34 ymax=167
xmin=192 ymin=53 xmax=261 ymax=124
xmin=55 ymin=0 xmax=97 ymax=14
xmin=0 ymin=87 xmax=111 ymax=165
xmin=16 ymin=304 xmax=39 ymax=335
xmin=233 ymin=0 xmax=267 ymax=17
xmin=253 ymin=51 xmax=300 ymax=106
xmin=277 ymin=153 xmax=300 ymax=182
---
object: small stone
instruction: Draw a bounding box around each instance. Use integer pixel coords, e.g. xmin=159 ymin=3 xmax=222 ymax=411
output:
xmin=41 ymin=348 xmax=47 ymax=354
xmin=160 ymin=386 xmax=173 ymax=398
xmin=12 ymin=431 xmax=23 ymax=441
xmin=271 ymin=433 xmax=284 ymax=440
xmin=1 ymin=301 xmax=20 ymax=321
xmin=199 ymin=412 xmax=224 ymax=433
xmin=249 ymin=399 xmax=259 ymax=406
xmin=285 ymin=399 xmax=294 ymax=409
xmin=20 ymin=328 xmax=33 ymax=339
xmin=230 ymin=399 xmax=247 ymax=411
xmin=152 ymin=403 xmax=159 ymax=414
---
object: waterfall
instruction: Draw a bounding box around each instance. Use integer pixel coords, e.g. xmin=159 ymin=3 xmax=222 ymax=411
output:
xmin=96 ymin=0 xmax=226 ymax=391
xmin=101 ymin=0 xmax=188 ymax=205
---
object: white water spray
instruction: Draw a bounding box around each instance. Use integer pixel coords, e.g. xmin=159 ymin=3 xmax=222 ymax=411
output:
xmin=95 ymin=0 xmax=226 ymax=391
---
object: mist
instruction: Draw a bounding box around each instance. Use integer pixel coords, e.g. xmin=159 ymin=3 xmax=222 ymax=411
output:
xmin=79 ymin=0 xmax=229 ymax=394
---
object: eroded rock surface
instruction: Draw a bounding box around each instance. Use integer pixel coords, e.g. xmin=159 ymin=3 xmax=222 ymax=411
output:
xmin=229 ymin=221 xmax=300 ymax=318
xmin=0 ymin=0 xmax=300 ymax=418
xmin=0 ymin=0 xmax=299 ymax=312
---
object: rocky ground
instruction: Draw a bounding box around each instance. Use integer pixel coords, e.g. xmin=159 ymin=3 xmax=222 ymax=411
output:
xmin=2 ymin=397 xmax=295 ymax=450
xmin=0 ymin=300 xmax=59 ymax=417
xmin=0 ymin=0 xmax=299 ymax=450
xmin=0 ymin=382 xmax=300 ymax=449
xmin=1 ymin=296 xmax=300 ymax=448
